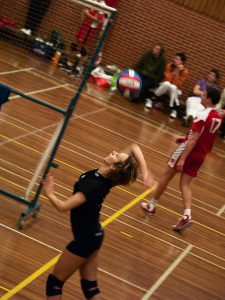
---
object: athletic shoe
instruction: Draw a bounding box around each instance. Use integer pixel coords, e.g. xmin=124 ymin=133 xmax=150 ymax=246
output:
xmin=140 ymin=202 xmax=156 ymax=215
xmin=172 ymin=215 xmax=193 ymax=232
xmin=21 ymin=28 xmax=32 ymax=35
xmin=170 ymin=109 xmax=177 ymax=119
xmin=145 ymin=98 xmax=153 ymax=109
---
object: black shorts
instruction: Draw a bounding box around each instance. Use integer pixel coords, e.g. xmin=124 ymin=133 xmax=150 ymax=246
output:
xmin=66 ymin=229 xmax=104 ymax=258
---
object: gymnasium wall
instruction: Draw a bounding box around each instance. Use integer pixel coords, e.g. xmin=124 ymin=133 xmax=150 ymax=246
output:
xmin=1 ymin=0 xmax=225 ymax=97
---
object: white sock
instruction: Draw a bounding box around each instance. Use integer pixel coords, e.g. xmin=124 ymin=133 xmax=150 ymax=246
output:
xmin=150 ymin=198 xmax=158 ymax=208
xmin=183 ymin=209 xmax=191 ymax=216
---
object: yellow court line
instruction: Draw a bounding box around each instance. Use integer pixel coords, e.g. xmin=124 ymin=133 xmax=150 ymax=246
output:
xmin=0 ymin=256 xmax=60 ymax=300
xmin=0 ymin=286 xmax=10 ymax=292
xmin=1 ymin=135 xmax=225 ymax=298
xmin=1 ymin=186 xmax=155 ymax=299
xmin=0 ymin=160 xmax=225 ymax=239
xmin=0 ymin=176 xmax=48 ymax=201
xmin=102 ymin=185 xmax=156 ymax=227
xmin=120 ymin=231 xmax=133 ymax=238
xmin=2 ymin=173 xmax=225 ymax=238
xmin=0 ymin=133 xmax=151 ymax=198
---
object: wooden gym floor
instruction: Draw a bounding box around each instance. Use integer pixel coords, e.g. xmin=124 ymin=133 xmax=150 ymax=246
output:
xmin=0 ymin=40 xmax=225 ymax=300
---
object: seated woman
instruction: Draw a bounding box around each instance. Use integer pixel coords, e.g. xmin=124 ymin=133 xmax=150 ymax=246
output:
xmin=145 ymin=52 xmax=189 ymax=119
xmin=184 ymin=68 xmax=220 ymax=127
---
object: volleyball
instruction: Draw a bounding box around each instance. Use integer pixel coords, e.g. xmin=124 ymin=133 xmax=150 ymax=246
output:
xmin=117 ymin=69 xmax=142 ymax=98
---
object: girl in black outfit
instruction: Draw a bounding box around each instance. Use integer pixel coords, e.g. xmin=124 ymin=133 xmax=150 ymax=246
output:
xmin=44 ymin=143 xmax=153 ymax=300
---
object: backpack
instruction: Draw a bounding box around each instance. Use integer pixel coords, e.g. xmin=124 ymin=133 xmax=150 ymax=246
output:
xmin=49 ymin=30 xmax=64 ymax=50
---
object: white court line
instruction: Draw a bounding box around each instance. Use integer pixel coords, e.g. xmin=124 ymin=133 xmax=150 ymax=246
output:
xmin=1 ymin=116 xmax=224 ymax=212
xmin=2 ymin=159 xmax=223 ymax=219
xmin=0 ymin=107 xmax=107 ymax=146
xmin=2 ymin=113 xmax=224 ymax=185
xmin=0 ymin=68 xmax=33 ymax=75
xmin=0 ymin=223 xmax=147 ymax=292
xmin=217 ymin=204 xmax=225 ymax=216
xmin=79 ymin=116 xmax=225 ymax=182
xmin=110 ymin=212 xmax=225 ymax=267
xmin=8 ymin=83 xmax=69 ymax=100
xmin=1 ymin=54 xmax=224 ymax=155
xmin=0 ymin=166 xmax=68 ymax=200
xmin=141 ymin=245 xmax=193 ymax=300
xmin=99 ymin=268 xmax=147 ymax=292
xmin=1 ymin=165 xmax=224 ymax=268
xmin=32 ymin=68 xmax=73 ymax=86
xmin=84 ymin=91 xmax=225 ymax=155
xmin=1 ymin=223 xmax=61 ymax=253
xmin=2 ymin=83 xmax=225 ymax=161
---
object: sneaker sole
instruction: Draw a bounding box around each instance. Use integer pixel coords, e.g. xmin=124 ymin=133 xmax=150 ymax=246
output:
xmin=173 ymin=221 xmax=193 ymax=232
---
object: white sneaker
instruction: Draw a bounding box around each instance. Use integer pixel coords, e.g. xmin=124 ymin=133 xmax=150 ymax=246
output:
xmin=145 ymin=98 xmax=153 ymax=109
xmin=170 ymin=109 xmax=177 ymax=119
xmin=21 ymin=28 xmax=32 ymax=35
xmin=140 ymin=202 xmax=156 ymax=215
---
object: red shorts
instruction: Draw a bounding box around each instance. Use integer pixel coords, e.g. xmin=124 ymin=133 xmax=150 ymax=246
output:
xmin=168 ymin=144 xmax=205 ymax=177
xmin=76 ymin=24 xmax=97 ymax=45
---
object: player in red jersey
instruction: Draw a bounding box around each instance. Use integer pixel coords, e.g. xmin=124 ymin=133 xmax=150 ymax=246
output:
xmin=141 ymin=86 xmax=222 ymax=232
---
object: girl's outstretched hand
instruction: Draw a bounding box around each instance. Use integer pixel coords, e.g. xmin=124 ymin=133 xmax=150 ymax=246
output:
xmin=43 ymin=174 xmax=55 ymax=198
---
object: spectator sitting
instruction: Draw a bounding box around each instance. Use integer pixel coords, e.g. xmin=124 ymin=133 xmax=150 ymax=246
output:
xmin=183 ymin=68 xmax=220 ymax=127
xmin=146 ymin=52 xmax=189 ymax=119
xmin=133 ymin=43 xmax=166 ymax=103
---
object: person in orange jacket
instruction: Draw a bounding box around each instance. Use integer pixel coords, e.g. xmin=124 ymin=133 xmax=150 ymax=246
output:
xmin=145 ymin=52 xmax=189 ymax=119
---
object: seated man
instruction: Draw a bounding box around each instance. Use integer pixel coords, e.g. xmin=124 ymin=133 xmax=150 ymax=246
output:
xmin=146 ymin=52 xmax=189 ymax=119
xmin=184 ymin=68 xmax=220 ymax=127
xmin=133 ymin=43 xmax=166 ymax=103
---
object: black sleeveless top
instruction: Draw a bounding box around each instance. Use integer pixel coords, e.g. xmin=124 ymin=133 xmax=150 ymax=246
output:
xmin=70 ymin=169 xmax=112 ymax=239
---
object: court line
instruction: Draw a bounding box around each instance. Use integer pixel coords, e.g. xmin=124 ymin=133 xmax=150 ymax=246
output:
xmin=2 ymin=112 xmax=225 ymax=185
xmin=0 ymin=286 xmax=10 ymax=292
xmin=2 ymin=113 xmax=224 ymax=213
xmin=4 ymin=112 xmax=225 ymax=188
xmin=141 ymin=245 xmax=193 ymax=300
xmin=0 ymin=56 xmax=179 ymax=137
xmin=2 ymin=164 xmax=225 ymax=256
xmin=0 ymin=107 xmax=107 ymax=146
xmin=80 ymin=117 xmax=225 ymax=181
xmin=0 ymin=68 xmax=33 ymax=75
xmin=0 ymin=223 xmax=148 ymax=294
xmin=0 ymin=66 xmax=224 ymax=298
xmin=84 ymin=92 xmax=225 ymax=155
xmin=217 ymin=204 xmax=225 ymax=216
xmin=0 ymin=186 xmax=155 ymax=299
xmin=3 ymin=158 xmax=222 ymax=216
xmin=1 ymin=134 xmax=225 ymax=232
xmin=1 ymin=170 xmax=225 ymax=267
xmin=9 ymin=83 xmax=70 ymax=100
xmin=1 ymin=58 xmax=224 ymax=155
xmin=2 ymin=157 xmax=225 ymax=224
xmin=109 ymin=212 xmax=225 ymax=265
xmin=1 ymin=114 xmax=223 ymax=213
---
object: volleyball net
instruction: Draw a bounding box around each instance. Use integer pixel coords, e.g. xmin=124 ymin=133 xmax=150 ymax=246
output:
xmin=0 ymin=0 xmax=116 ymax=227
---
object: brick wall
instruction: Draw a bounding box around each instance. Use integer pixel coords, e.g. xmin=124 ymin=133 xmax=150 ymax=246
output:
xmin=103 ymin=0 xmax=225 ymax=98
xmin=1 ymin=0 xmax=225 ymax=98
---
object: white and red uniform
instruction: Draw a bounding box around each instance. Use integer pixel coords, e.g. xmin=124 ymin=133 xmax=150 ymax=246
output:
xmin=168 ymin=108 xmax=222 ymax=177
xmin=76 ymin=8 xmax=105 ymax=45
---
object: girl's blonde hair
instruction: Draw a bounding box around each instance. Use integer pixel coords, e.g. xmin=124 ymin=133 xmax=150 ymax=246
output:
xmin=108 ymin=155 xmax=138 ymax=186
